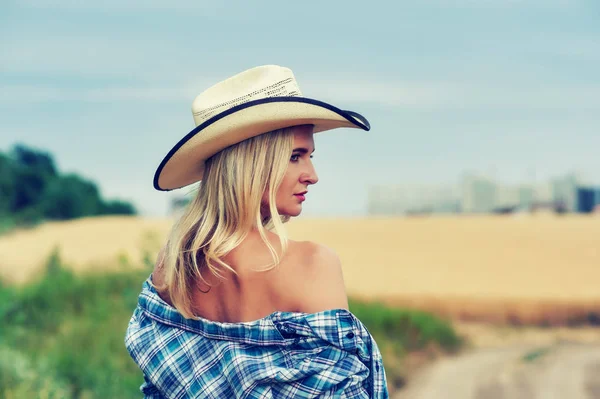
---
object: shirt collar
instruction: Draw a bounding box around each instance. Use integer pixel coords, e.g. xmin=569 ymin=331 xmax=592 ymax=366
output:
xmin=138 ymin=275 xmax=364 ymax=350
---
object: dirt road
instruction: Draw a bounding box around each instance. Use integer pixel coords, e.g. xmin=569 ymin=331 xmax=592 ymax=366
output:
xmin=396 ymin=343 xmax=600 ymax=398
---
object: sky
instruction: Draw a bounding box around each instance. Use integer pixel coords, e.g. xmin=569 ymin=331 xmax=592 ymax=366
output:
xmin=1 ymin=0 xmax=599 ymax=217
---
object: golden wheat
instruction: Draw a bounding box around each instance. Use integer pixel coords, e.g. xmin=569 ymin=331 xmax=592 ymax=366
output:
xmin=1 ymin=214 xmax=598 ymax=324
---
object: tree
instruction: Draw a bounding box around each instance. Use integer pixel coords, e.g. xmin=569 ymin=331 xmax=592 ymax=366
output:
xmin=99 ymin=200 xmax=137 ymax=216
xmin=0 ymin=153 xmax=15 ymax=214
xmin=42 ymin=174 xmax=103 ymax=220
xmin=0 ymin=143 xmax=138 ymax=224
xmin=11 ymin=144 xmax=57 ymax=175
xmin=9 ymin=144 xmax=58 ymax=213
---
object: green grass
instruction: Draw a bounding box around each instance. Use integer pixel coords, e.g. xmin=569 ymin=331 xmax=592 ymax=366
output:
xmin=0 ymin=216 xmax=17 ymax=236
xmin=349 ymin=298 xmax=463 ymax=388
xmin=1 ymin=248 xmax=146 ymax=398
xmin=349 ymin=299 xmax=462 ymax=354
xmin=521 ymin=347 xmax=551 ymax=363
xmin=0 ymin=248 xmax=462 ymax=397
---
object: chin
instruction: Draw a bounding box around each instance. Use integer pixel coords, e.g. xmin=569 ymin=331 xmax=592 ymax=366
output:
xmin=279 ymin=206 xmax=302 ymax=218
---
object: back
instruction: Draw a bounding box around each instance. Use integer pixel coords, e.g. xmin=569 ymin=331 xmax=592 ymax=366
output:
xmin=125 ymin=276 xmax=390 ymax=398
xmin=152 ymin=230 xmax=349 ymax=324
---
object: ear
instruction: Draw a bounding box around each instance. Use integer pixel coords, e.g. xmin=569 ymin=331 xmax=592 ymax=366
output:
xmin=156 ymin=245 xmax=167 ymax=269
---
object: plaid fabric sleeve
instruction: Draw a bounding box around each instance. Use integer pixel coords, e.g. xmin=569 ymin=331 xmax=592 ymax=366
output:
xmin=125 ymin=277 xmax=390 ymax=398
xmin=140 ymin=375 xmax=166 ymax=398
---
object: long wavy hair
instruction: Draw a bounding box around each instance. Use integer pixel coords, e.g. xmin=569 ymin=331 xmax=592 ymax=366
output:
xmin=154 ymin=126 xmax=296 ymax=318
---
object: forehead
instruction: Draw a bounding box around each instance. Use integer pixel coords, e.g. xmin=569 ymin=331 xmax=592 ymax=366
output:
xmin=291 ymin=125 xmax=315 ymax=147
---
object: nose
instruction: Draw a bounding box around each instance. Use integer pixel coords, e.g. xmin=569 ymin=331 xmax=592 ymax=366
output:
xmin=300 ymin=161 xmax=319 ymax=185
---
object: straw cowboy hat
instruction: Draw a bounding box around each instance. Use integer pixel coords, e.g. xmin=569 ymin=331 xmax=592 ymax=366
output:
xmin=153 ymin=65 xmax=371 ymax=191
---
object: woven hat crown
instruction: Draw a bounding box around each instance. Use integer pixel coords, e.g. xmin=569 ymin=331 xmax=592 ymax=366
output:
xmin=191 ymin=65 xmax=303 ymax=126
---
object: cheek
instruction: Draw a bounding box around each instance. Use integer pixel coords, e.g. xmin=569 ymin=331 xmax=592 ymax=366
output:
xmin=265 ymin=177 xmax=292 ymax=205
xmin=279 ymin=171 xmax=297 ymax=193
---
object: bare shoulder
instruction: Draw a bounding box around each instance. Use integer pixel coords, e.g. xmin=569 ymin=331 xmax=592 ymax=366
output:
xmin=299 ymin=241 xmax=341 ymax=274
xmin=151 ymin=245 xmax=167 ymax=284
xmin=286 ymin=240 xmax=349 ymax=313
xmin=150 ymin=245 xmax=173 ymax=305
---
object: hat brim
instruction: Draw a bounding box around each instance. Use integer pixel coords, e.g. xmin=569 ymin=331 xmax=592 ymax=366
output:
xmin=154 ymin=97 xmax=370 ymax=191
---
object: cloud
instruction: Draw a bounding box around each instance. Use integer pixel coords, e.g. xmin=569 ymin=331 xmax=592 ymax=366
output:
xmin=2 ymin=79 xmax=599 ymax=112
xmin=0 ymin=35 xmax=192 ymax=79
xmin=546 ymin=38 xmax=600 ymax=62
xmin=302 ymin=80 xmax=600 ymax=110
xmin=17 ymin=0 xmax=578 ymax=11
xmin=2 ymin=32 xmax=598 ymax=111
xmin=0 ymin=83 xmax=207 ymax=104
xmin=418 ymin=0 xmax=578 ymax=8
xmin=16 ymin=0 xmax=220 ymax=11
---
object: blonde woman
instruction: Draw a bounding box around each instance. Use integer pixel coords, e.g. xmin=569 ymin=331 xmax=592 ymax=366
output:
xmin=125 ymin=65 xmax=389 ymax=398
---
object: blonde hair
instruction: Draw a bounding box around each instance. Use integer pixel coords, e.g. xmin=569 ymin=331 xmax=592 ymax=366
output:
xmin=155 ymin=126 xmax=296 ymax=318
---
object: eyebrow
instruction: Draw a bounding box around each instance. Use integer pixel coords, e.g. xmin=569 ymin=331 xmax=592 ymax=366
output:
xmin=292 ymin=147 xmax=315 ymax=154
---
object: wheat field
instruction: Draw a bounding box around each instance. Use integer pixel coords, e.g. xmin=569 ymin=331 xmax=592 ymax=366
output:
xmin=1 ymin=214 xmax=598 ymax=324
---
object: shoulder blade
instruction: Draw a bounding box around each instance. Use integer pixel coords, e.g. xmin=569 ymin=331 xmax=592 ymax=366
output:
xmin=291 ymin=241 xmax=349 ymax=313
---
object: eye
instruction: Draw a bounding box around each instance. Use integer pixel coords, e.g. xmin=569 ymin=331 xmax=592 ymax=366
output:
xmin=290 ymin=154 xmax=300 ymax=162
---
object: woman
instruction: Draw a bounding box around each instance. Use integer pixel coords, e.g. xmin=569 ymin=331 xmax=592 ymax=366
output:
xmin=125 ymin=65 xmax=389 ymax=398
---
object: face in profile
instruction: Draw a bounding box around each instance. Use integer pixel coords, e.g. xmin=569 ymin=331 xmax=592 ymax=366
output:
xmin=264 ymin=125 xmax=319 ymax=217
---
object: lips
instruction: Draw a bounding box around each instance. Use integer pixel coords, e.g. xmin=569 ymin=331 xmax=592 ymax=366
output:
xmin=294 ymin=191 xmax=307 ymax=202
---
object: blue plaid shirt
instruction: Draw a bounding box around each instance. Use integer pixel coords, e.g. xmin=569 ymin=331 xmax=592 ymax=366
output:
xmin=125 ymin=276 xmax=389 ymax=398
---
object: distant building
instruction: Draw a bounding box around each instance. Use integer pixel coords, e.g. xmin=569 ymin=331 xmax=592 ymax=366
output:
xmin=368 ymin=171 xmax=590 ymax=217
xmin=367 ymin=184 xmax=460 ymax=216
xmin=463 ymin=172 xmax=584 ymax=214
xmin=461 ymin=174 xmax=497 ymax=213
xmin=517 ymin=186 xmax=535 ymax=208
xmin=533 ymin=182 xmax=553 ymax=204
xmin=367 ymin=185 xmax=407 ymax=215
xmin=495 ymin=185 xmax=520 ymax=210
xmin=576 ymin=186 xmax=600 ymax=213
xmin=550 ymin=173 xmax=581 ymax=212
